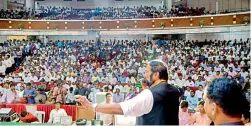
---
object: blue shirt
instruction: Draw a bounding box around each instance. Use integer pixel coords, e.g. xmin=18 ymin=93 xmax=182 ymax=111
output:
xmin=186 ymin=96 xmax=199 ymax=109
xmin=23 ymin=88 xmax=37 ymax=104
xmin=13 ymin=77 xmax=21 ymax=83
xmin=195 ymin=81 xmax=205 ymax=87
xmin=119 ymin=77 xmax=126 ymax=83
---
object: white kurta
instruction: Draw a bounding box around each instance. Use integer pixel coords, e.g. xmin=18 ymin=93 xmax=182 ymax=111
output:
xmin=48 ymin=109 xmax=68 ymax=124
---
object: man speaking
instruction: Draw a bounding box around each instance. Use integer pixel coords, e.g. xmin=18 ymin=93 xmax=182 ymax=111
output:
xmin=75 ymin=60 xmax=180 ymax=125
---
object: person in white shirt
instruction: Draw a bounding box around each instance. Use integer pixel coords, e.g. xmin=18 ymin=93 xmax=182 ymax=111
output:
xmin=99 ymin=93 xmax=114 ymax=126
xmin=100 ymin=74 xmax=109 ymax=83
xmin=168 ymin=76 xmax=175 ymax=85
xmin=184 ymin=86 xmax=191 ymax=99
xmin=16 ymin=80 xmax=26 ymax=91
xmin=30 ymin=73 xmax=38 ymax=82
xmin=113 ymin=82 xmax=123 ymax=93
xmin=195 ymin=85 xmax=203 ymax=100
xmin=175 ymin=74 xmax=185 ymax=88
xmin=126 ymin=75 xmax=136 ymax=84
xmin=23 ymin=74 xmax=31 ymax=83
xmin=39 ymin=73 xmax=49 ymax=82
xmin=0 ymin=62 xmax=6 ymax=75
xmin=138 ymin=65 xmax=145 ymax=76
xmin=48 ymin=102 xmax=68 ymax=124
xmin=17 ymin=86 xmax=25 ymax=98
xmin=240 ymin=68 xmax=249 ymax=79
xmin=3 ymin=75 xmax=13 ymax=82
xmin=184 ymin=77 xmax=195 ymax=87
xmin=109 ymin=74 xmax=117 ymax=85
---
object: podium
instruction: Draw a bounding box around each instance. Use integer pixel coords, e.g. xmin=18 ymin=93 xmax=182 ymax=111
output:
xmin=76 ymin=106 xmax=95 ymax=121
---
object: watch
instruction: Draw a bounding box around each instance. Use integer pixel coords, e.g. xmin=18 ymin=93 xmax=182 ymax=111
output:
xmin=92 ymin=104 xmax=98 ymax=112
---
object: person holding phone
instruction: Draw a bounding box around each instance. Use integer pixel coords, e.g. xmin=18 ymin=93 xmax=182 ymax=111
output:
xmin=23 ymin=83 xmax=37 ymax=104
xmin=75 ymin=60 xmax=180 ymax=125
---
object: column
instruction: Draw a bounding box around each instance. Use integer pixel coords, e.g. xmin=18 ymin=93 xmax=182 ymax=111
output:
xmin=145 ymin=34 xmax=149 ymax=42
xmin=25 ymin=0 xmax=35 ymax=10
xmin=164 ymin=0 xmax=173 ymax=11
xmin=0 ymin=0 xmax=7 ymax=10
xmin=44 ymin=35 xmax=48 ymax=45
xmin=216 ymin=0 xmax=219 ymax=13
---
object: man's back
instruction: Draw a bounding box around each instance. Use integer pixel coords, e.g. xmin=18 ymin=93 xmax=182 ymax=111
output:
xmin=136 ymin=83 xmax=179 ymax=125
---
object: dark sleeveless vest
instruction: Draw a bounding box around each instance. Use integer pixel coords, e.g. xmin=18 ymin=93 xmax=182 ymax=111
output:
xmin=136 ymin=82 xmax=180 ymax=125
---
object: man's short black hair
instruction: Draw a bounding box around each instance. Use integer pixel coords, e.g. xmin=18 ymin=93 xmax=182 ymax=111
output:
xmin=149 ymin=60 xmax=168 ymax=80
xmin=106 ymin=92 xmax=112 ymax=97
xmin=180 ymin=100 xmax=188 ymax=108
xmin=206 ymin=78 xmax=246 ymax=117
xmin=26 ymin=83 xmax=31 ymax=86
xmin=20 ymin=111 xmax=28 ymax=117
xmin=69 ymin=87 xmax=73 ymax=92
xmin=55 ymin=101 xmax=62 ymax=104
xmin=37 ymin=88 xmax=43 ymax=92
xmin=198 ymin=101 xmax=205 ymax=106
xmin=104 ymin=86 xmax=109 ymax=91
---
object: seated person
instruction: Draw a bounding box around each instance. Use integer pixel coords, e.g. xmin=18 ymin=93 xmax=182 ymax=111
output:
xmin=20 ymin=111 xmax=39 ymax=123
xmin=48 ymin=102 xmax=68 ymax=124
xmin=46 ymin=96 xmax=55 ymax=104
xmin=35 ymin=88 xmax=46 ymax=104
xmin=191 ymin=101 xmax=211 ymax=125
xmin=186 ymin=91 xmax=199 ymax=109
xmin=100 ymin=93 xmax=114 ymax=126
xmin=179 ymin=100 xmax=193 ymax=125
xmin=65 ymin=87 xmax=75 ymax=105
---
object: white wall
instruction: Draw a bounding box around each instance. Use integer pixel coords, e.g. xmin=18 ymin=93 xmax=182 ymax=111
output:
xmin=37 ymin=0 xmax=163 ymax=9
xmin=25 ymin=0 xmax=35 ymax=9
xmin=186 ymin=32 xmax=250 ymax=41
xmin=48 ymin=35 xmax=146 ymax=42
xmin=187 ymin=0 xmax=250 ymax=12
xmin=0 ymin=36 xmax=8 ymax=43
xmin=0 ymin=0 xmax=3 ymax=10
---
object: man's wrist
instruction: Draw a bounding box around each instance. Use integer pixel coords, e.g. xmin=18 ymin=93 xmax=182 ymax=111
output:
xmin=92 ymin=104 xmax=98 ymax=112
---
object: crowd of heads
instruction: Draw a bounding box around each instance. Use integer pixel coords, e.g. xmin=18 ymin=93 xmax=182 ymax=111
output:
xmin=0 ymin=37 xmax=250 ymax=124
xmin=1 ymin=4 xmax=243 ymax=20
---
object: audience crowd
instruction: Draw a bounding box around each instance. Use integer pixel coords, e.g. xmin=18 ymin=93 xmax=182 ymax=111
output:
xmin=0 ymin=37 xmax=250 ymax=125
xmin=0 ymin=4 xmax=238 ymax=20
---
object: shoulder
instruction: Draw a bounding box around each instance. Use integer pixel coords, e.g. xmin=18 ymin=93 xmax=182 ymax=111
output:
xmin=150 ymin=83 xmax=179 ymax=94
xmin=59 ymin=108 xmax=66 ymax=112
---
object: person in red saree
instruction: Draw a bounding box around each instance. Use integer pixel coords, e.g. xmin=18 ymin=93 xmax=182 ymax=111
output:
xmin=20 ymin=111 xmax=39 ymax=123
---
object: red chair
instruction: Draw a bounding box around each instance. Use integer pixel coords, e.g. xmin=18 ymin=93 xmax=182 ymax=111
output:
xmin=99 ymin=83 xmax=106 ymax=88
xmin=33 ymin=82 xmax=41 ymax=86
xmin=13 ymin=82 xmax=19 ymax=85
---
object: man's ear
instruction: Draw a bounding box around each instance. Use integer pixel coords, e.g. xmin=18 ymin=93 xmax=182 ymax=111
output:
xmin=212 ymin=102 xmax=220 ymax=119
xmin=154 ymin=72 xmax=159 ymax=79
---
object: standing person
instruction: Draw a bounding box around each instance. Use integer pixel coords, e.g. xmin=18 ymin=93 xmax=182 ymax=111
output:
xmin=203 ymin=78 xmax=247 ymax=125
xmin=5 ymin=84 xmax=17 ymax=103
xmin=53 ymin=83 xmax=67 ymax=104
xmin=23 ymin=83 xmax=37 ymax=104
xmin=75 ymin=60 xmax=180 ymax=125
